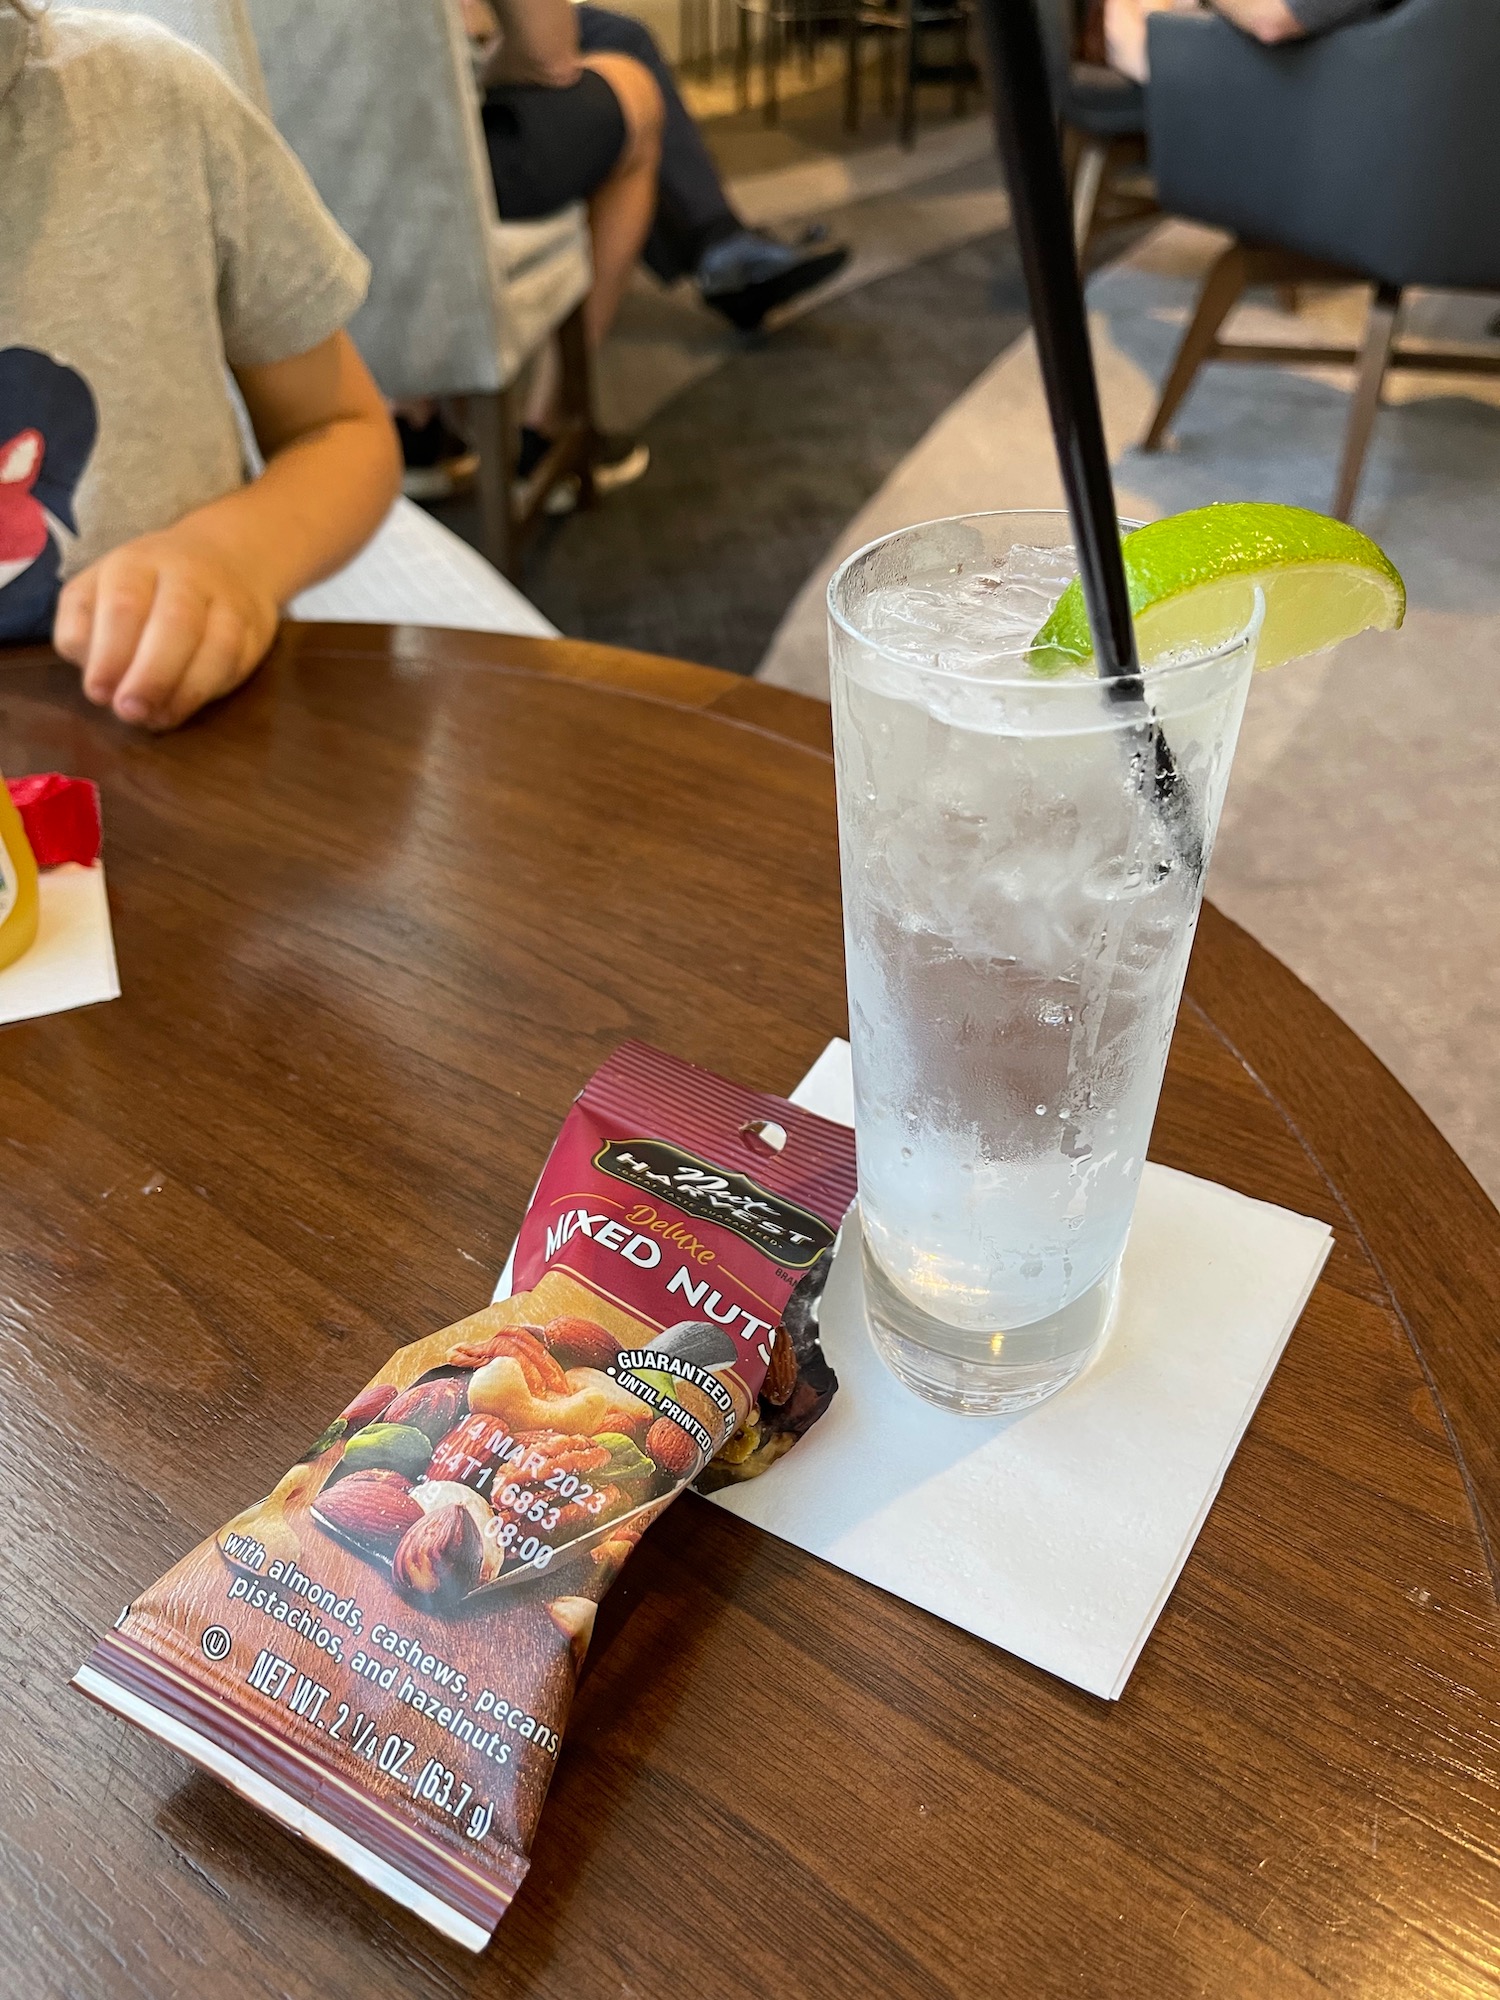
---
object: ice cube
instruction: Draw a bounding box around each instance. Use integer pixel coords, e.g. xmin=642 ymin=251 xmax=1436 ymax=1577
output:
xmin=853 ymin=547 xmax=1080 ymax=682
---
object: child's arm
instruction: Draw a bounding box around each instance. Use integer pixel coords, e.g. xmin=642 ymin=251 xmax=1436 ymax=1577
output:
xmin=54 ymin=330 xmax=400 ymax=731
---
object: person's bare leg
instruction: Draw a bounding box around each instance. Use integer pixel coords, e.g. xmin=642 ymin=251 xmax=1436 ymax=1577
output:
xmin=524 ymin=52 xmax=663 ymax=432
xmin=1103 ymin=0 xmax=1196 ymax=81
xmin=578 ymin=52 xmax=663 ymax=348
xmin=1104 ymin=0 xmax=1148 ymax=80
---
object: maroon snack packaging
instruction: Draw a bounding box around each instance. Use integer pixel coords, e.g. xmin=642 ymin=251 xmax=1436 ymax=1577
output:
xmin=74 ymin=1044 xmax=856 ymax=1950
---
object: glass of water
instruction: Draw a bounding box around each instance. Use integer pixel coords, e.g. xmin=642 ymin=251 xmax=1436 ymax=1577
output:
xmin=828 ymin=512 xmax=1260 ymax=1414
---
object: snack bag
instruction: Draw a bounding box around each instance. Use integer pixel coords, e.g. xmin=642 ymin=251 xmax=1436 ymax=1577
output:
xmin=74 ymin=1045 xmax=855 ymax=1951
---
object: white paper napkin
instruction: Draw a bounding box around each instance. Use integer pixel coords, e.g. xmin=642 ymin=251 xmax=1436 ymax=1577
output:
xmin=0 ymin=863 xmax=120 ymax=1027
xmin=707 ymin=1041 xmax=1331 ymax=1699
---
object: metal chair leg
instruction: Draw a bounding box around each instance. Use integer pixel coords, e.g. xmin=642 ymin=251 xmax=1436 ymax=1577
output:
xmin=762 ymin=3 xmax=780 ymax=123
xmin=1333 ymin=283 xmax=1401 ymax=520
xmin=1141 ymin=240 xmax=1250 ymax=452
xmin=843 ymin=3 xmax=862 ymax=128
xmin=736 ymin=0 xmax=751 ymax=109
xmin=951 ymin=8 xmax=969 ymax=115
xmin=898 ymin=0 xmax=916 ymax=148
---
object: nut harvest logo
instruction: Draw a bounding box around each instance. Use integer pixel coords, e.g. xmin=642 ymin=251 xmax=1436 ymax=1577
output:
xmin=593 ymin=1140 xmax=836 ymax=1270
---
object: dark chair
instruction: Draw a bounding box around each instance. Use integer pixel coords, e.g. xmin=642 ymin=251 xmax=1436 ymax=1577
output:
xmin=842 ymin=0 xmax=977 ymax=148
xmin=736 ymin=0 xmax=845 ymax=126
xmin=1141 ymin=0 xmax=1500 ymax=517
xmin=1037 ymin=0 xmax=1152 ymax=260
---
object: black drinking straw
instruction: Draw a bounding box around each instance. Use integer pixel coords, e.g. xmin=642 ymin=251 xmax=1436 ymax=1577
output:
xmin=974 ymin=0 xmax=1192 ymax=842
xmin=974 ymin=0 xmax=1138 ymax=686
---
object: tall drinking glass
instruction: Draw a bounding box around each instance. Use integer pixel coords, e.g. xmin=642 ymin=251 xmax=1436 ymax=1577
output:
xmin=828 ymin=512 xmax=1260 ymax=1414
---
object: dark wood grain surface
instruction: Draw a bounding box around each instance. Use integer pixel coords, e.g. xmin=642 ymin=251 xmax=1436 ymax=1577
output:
xmin=3 ymin=624 xmax=1499 ymax=2000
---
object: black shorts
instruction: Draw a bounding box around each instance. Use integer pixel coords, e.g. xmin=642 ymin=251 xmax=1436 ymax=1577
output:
xmin=482 ymin=68 xmax=626 ymax=220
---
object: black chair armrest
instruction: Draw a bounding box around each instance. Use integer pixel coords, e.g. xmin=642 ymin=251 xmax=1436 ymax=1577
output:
xmin=1062 ymin=62 xmax=1146 ymax=137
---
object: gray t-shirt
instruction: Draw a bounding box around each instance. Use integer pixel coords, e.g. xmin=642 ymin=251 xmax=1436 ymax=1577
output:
xmin=0 ymin=7 xmax=369 ymax=641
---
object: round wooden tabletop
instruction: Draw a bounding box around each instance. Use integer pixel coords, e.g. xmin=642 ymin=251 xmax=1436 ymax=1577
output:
xmin=3 ymin=625 xmax=1500 ymax=2000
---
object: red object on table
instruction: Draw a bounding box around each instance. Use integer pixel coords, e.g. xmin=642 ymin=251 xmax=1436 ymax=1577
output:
xmin=5 ymin=773 xmax=102 ymax=867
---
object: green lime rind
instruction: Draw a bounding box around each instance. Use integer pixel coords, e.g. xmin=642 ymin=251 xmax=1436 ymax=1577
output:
xmin=1028 ymin=502 xmax=1405 ymax=673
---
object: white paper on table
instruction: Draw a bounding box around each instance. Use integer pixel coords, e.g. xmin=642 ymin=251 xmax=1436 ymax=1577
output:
xmin=490 ymin=1039 xmax=1331 ymax=1700
xmin=289 ymin=498 xmax=556 ymax=638
xmin=0 ymin=863 xmax=119 ymax=1026
xmin=706 ymin=1040 xmax=1331 ymax=1700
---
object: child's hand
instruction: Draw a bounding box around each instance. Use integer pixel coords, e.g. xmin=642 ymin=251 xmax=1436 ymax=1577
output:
xmin=54 ymin=527 xmax=279 ymax=731
xmin=52 ymin=332 xmax=398 ymax=730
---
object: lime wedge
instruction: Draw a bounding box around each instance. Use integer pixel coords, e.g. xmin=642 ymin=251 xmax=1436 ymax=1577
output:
xmin=1028 ymin=502 xmax=1405 ymax=674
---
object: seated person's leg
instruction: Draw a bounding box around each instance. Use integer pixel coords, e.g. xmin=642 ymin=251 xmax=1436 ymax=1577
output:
xmin=573 ymin=52 xmax=665 ymax=357
xmin=1211 ymin=0 xmax=1315 ymax=42
xmin=1103 ymin=0 xmax=1184 ymax=81
xmin=485 ymin=55 xmax=662 ymax=487
xmin=1108 ymin=0 xmax=1314 ymax=80
xmin=483 ymin=65 xmax=636 ymax=227
xmin=574 ymin=3 xmax=738 ymax=280
xmin=571 ymin=4 xmax=850 ymax=330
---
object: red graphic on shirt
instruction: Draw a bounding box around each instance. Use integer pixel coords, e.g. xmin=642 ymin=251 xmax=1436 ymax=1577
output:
xmin=0 ymin=430 xmax=48 ymax=566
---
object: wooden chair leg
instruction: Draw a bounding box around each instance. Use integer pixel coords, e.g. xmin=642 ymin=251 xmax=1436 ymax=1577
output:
xmin=1071 ymin=136 xmax=1108 ymax=262
xmin=879 ymin=23 xmax=894 ymax=114
xmin=1060 ymin=121 xmax=1082 ymax=190
xmin=470 ymin=389 xmax=517 ymax=580
xmin=897 ymin=0 xmax=916 ymax=148
xmin=1333 ymin=282 xmax=1401 ymax=521
xmin=1141 ymin=240 xmax=1250 ymax=452
xmin=556 ymin=304 xmax=596 ymax=510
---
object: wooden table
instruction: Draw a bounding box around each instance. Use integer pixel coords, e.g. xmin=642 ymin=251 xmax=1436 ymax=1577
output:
xmin=4 ymin=625 xmax=1500 ymax=2000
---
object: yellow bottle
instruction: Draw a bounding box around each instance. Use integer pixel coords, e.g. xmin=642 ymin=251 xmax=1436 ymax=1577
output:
xmin=0 ymin=775 xmax=40 ymax=970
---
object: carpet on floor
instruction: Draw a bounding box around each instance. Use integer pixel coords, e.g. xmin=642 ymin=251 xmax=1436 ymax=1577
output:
xmin=444 ymin=228 xmax=1032 ymax=675
xmin=759 ymin=219 xmax=1500 ymax=1207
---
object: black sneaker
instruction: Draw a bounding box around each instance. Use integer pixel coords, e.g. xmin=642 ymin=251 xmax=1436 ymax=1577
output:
xmin=397 ymin=413 xmax=478 ymax=500
xmin=515 ymin=424 xmax=551 ymax=483
xmin=697 ymin=229 xmax=850 ymax=332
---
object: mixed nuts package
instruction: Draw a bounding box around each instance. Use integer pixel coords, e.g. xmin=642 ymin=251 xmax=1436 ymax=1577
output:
xmin=75 ymin=1044 xmax=856 ymax=1950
